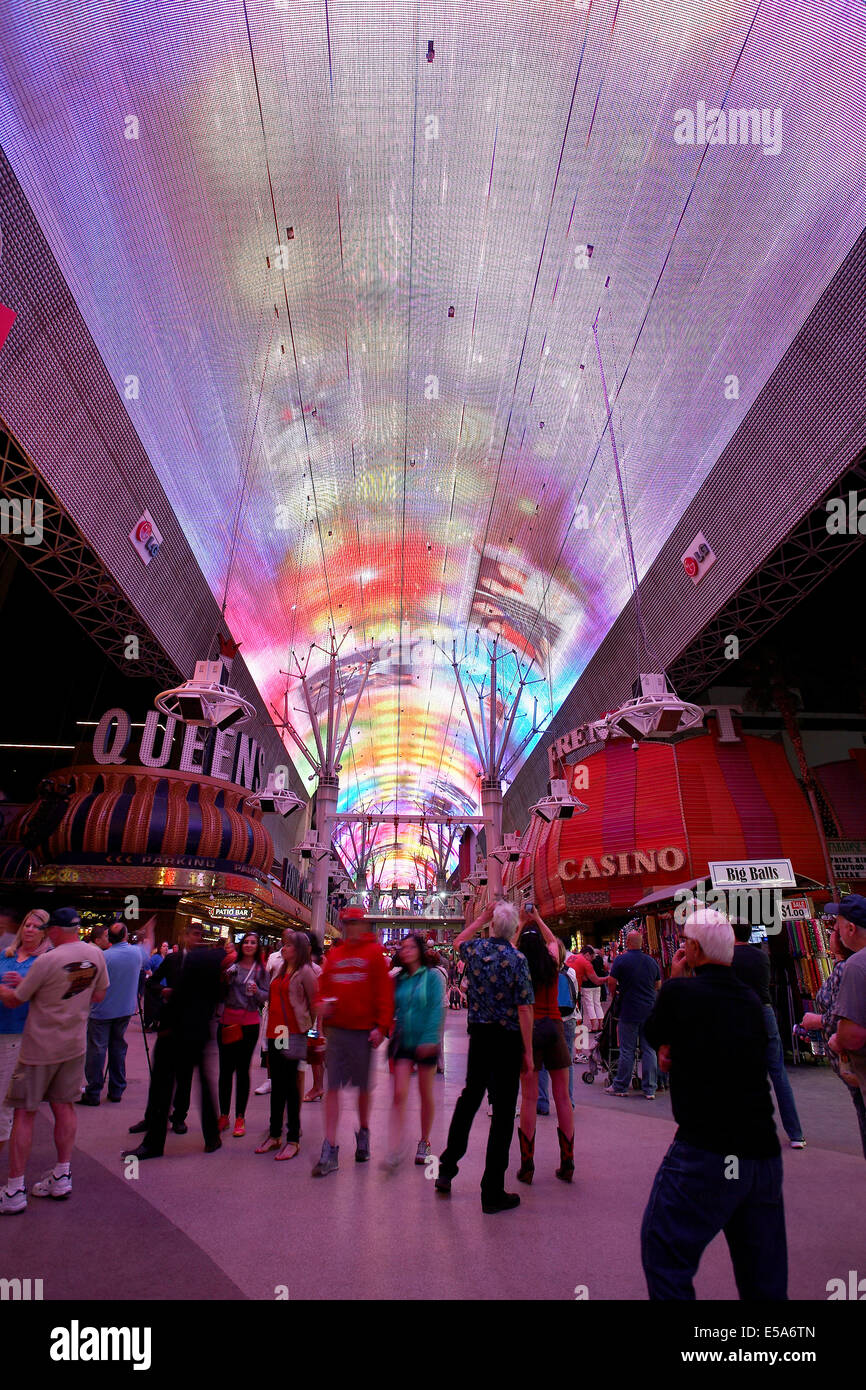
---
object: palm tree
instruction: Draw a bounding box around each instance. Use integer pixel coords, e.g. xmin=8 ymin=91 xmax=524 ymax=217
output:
xmin=741 ymin=646 xmax=838 ymax=895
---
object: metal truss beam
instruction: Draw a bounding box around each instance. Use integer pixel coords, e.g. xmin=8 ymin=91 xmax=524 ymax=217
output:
xmin=0 ymin=421 xmax=182 ymax=685
xmin=669 ymin=452 xmax=866 ymax=697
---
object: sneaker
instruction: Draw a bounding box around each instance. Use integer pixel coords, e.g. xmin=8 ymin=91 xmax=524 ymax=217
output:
xmin=254 ymin=1080 xmax=271 ymax=1095
xmin=233 ymin=1118 xmax=245 ymax=1138
xmin=603 ymin=1085 xmax=629 ymax=1097
xmin=32 ymin=1170 xmax=72 ymax=1200
xmin=380 ymin=1151 xmax=403 ymax=1175
xmin=415 ymin=1139 xmax=431 ymax=1166
xmin=481 ymin=1191 xmax=520 ymax=1214
xmin=434 ymin=1174 xmax=452 ymax=1196
xmin=312 ymin=1140 xmax=339 ymax=1177
xmin=643 ymin=1093 xmax=656 ymax=1100
xmin=77 ymin=1094 xmax=100 ymax=1107
xmin=171 ymin=1119 xmax=188 ymax=1135
xmin=217 ymin=1114 xmax=230 ymax=1133
xmin=790 ymin=1139 xmax=806 ymax=1149
xmin=0 ymin=1185 xmax=27 ymax=1214
xmin=355 ymin=1127 xmax=371 ymax=1163
xmin=536 ymin=1105 xmax=550 ymax=1116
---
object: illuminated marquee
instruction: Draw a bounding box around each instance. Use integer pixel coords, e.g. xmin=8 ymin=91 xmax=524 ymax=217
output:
xmin=560 ymin=847 xmax=686 ymax=880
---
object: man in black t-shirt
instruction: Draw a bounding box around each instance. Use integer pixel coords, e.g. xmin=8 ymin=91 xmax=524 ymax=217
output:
xmin=730 ymin=922 xmax=804 ymax=1147
xmin=640 ymin=908 xmax=786 ymax=1301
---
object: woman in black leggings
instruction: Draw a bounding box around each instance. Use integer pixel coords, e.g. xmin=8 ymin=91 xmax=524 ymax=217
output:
xmin=256 ymin=931 xmax=318 ymax=1161
xmin=217 ymin=933 xmax=269 ymax=1138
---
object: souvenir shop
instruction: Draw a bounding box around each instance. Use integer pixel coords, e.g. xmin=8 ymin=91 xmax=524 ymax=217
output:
xmin=499 ymin=713 xmax=834 ymax=1046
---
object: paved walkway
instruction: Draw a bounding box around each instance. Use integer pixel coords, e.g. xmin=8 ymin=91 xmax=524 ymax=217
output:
xmin=2 ymin=1014 xmax=863 ymax=1301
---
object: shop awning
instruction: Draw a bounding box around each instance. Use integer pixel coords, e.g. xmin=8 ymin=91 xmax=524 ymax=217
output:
xmin=632 ymin=878 xmax=707 ymax=908
xmin=633 ymin=871 xmax=824 ymax=909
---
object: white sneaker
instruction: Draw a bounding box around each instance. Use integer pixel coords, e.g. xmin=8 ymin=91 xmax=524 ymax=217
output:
xmin=31 ymin=1169 xmax=72 ymax=1200
xmin=790 ymin=1139 xmax=806 ymax=1149
xmin=254 ymin=1080 xmax=271 ymax=1095
xmin=0 ymin=1185 xmax=27 ymax=1214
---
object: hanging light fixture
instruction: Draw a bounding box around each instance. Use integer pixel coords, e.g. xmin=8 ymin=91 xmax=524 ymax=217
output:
xmin=245 ymin=772 xmax=304 ymax=818
xmin=155 ymin=659 xmax=256 ymax=731
xmin=592 ymin=310 xmax=704 ymax=747
xmin=529 ymin=778 xmax=589 ymax=822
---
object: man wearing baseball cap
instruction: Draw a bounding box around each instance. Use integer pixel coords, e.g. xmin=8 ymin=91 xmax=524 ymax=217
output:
xmin=826 ymin=896 xmax=866 ymax=1113
xmin=311 ymin=906 xmax=393 ymax=1176
xmin=0 ymin=906 xmax=108 ymax=1213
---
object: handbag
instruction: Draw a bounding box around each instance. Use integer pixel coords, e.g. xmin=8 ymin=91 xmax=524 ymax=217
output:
xmin=307 ymin=1030 xmax=326 ymax=1065
xmin=221 ymin=964 xmax=258 ymax=1044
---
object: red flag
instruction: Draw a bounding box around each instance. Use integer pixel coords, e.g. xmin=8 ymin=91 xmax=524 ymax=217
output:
xmin=0 ymin=305 xmax=16 ymax=353
xmin=218 ymin=633 xmax=241 ymax=659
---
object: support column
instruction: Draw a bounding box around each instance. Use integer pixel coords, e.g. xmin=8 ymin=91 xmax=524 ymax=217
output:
xmin=310 ymin=776 xmax=339 ymax=945
xmin=481 ymin=778 xmax=504 ymax=899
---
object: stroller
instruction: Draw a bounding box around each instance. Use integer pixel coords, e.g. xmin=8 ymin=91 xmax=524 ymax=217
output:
xmin=578 ymin=996 xmax=669 ymax=1091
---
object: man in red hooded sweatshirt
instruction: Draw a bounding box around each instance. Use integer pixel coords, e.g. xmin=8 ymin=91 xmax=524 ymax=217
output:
xmin=311 ymin=907 xmax=394 ymax=1176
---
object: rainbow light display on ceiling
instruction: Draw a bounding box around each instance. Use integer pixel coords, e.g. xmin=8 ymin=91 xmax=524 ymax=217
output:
xmin=0 ymin=0 xmax=864 ymax=884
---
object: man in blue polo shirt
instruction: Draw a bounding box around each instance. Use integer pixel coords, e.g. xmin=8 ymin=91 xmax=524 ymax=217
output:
xmin=81 ymin=922 xmax=143 ymax=1105
xmin=605 ymin=930 xmax=660 ymax=1099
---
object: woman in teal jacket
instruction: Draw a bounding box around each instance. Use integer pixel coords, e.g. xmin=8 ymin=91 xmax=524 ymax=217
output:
xmin=382 ymin=933 xmax=445 ymax=1174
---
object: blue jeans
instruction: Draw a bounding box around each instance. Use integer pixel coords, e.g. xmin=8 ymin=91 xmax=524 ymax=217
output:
xmin=537 ymin=1017 xmax=576 ymax=1109
xmin=84 ymin=1016 xmax=132 ymax=1100
xmin=613 ymin=1018 xmax=657 ymax=1095
xmin=641 ymin=1139 xmax=787 ymax=1300
xmin=762 ymin=1005 xmax=803 ymax=1143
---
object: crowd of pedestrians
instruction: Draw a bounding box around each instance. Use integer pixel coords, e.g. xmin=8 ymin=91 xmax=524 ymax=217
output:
xmin=1 ymin=892 xmax=865 ymax=1302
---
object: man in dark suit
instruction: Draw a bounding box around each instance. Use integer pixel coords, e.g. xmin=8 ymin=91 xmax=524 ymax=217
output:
xmin=123 ymin=924 xmax=227 ymax=1159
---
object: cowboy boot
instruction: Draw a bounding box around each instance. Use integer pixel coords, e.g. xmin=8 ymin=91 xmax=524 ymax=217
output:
xmin=516 ymin=1128 xmax=535 ymax=1184
xmin=555 ymin=1127 xmax=574 ymax=1182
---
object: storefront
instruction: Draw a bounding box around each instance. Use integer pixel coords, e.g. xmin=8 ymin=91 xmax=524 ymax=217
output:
xmin=495 ymin=715 xmax=833 ymax=1035
xmin=0 ymin=764 xmax=311 ymax=952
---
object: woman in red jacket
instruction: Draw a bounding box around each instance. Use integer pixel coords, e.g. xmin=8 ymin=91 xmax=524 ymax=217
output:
xmin=256 ymin=931 xmax=318 ymax=1161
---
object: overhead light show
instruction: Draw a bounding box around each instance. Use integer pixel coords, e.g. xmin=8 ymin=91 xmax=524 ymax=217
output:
xmin=0 ymin=0 xmax=863 ymax=885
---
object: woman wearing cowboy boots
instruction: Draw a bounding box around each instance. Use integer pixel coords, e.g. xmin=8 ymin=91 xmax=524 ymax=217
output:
xmin=513 ymin=908 xmax=574 ymax=1185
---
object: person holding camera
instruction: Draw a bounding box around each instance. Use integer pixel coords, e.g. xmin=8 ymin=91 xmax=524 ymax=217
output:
xmin=639 ymin=908 xmax=786 ymax=1300
xmin=434 ymin=900 xmax=534 ymax=1214
xmin=217 ymin=932 xmax=269 ymax=1138
xmin=513 ymin=908 xmax=575 ymax=1184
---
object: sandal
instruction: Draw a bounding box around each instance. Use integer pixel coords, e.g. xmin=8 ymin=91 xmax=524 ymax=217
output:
xmin=304 ymin=1089 xmax=324 ymax=1103
xmin=275 ymin=1142 xmax=300 ymax=1161
xmin=255 ymin=1136 xmax=281 ymax=1154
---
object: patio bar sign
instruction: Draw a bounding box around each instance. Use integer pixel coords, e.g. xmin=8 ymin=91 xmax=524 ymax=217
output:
xmin=709 ymin=858 xmax=796 ymax=889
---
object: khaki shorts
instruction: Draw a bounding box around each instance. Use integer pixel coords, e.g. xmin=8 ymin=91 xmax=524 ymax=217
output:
xmin=8 ymin=1056 xmax=85 ymax=1109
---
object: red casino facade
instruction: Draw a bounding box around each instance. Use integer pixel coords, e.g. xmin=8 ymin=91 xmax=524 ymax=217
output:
xmin=502 ymin=714 xmax=828 ymax=926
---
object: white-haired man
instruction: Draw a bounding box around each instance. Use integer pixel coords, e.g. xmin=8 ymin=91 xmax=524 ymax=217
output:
xmin=640 ymin=907 xmax=786 ymax=1300
xmin=828 ymin=895 xmax=866 ymax=1108
xmin=435 ymin=899 xmax=534 ymax=1213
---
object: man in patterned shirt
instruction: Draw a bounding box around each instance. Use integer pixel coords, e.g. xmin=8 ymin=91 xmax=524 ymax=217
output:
xmin=435 ymin=899 xmax=534 ymax=1213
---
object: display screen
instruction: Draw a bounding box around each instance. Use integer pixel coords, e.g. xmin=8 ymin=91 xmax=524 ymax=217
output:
xmin=0 ymin=2 xmax=863 ymax=882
